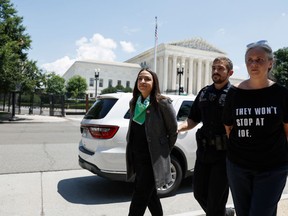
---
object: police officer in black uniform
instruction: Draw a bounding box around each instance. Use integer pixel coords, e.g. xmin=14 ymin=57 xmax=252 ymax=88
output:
xmin=178 ymin=57 xmax=234 ymax=216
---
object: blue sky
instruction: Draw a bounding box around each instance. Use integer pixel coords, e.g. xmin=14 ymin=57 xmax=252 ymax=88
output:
xmin=11 ymin=0 xmax=288 ymax=79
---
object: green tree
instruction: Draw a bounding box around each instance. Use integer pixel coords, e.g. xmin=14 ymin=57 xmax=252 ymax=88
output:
xmin=115 ymin=84 xmax=124 ymax=92
xmin=116 ymin=84 xmax=132 ymax=92
xmin=46 ymin=72 xmax=66 ymax=95
xmin=123 ymin=86 xmax=132 ymax=92
xmin=101 ymin=84 xmax=132 ymax=94
xmin=101 ymin=86 xmax=117 ymax=94
xmin=66 ymin=75 xmax=87 ymax=99
xmin=0 ymin=0 xmax=32 ymax=93
xmin=21 ymin=60 xmax=45 ymax=93
xmin=271 ymin=47 xmax=288 ymax=87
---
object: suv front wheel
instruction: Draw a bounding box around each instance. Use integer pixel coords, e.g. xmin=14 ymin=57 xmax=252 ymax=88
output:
xmin=157 ymin=156 xmax=183 ymax=198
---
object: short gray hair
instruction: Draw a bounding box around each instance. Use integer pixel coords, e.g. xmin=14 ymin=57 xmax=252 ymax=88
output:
xmin=245 ymin=40 xmax=274 ymax=60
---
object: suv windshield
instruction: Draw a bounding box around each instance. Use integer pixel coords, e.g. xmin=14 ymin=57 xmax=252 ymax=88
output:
xmin=84 ymin=98 xmax=118 ymax=119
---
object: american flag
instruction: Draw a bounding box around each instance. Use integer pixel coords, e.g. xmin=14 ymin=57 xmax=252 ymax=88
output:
xmin=154 ymin=16 xmax=158 ymax=73
xmin=155 ymin=16 xmax=158 ymax=40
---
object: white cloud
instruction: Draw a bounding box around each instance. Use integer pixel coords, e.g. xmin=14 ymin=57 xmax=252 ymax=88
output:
xmin=282 ymin=12 xmax=286 ymax=17
xmin=120 ymin=41 xmax=136 ymax=53
xmin=41 ymin=56 xmax=74 ymax=76
xmin=76 ymin=34 xmax=117 ymax=61
xmin=41 ymin=33 xmax=118 ymax=76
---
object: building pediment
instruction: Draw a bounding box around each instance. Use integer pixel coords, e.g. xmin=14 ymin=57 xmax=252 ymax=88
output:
xmin=168 ymin=38 xmax=225 ymax=54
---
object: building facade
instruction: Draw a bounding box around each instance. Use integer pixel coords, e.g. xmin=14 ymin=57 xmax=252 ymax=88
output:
xmin=63 ymin=38 xmax=243 ymax=98
xmin=126 ymin=38 xmax=241 ymax=95
xmin=62 ymin=60 xmax=141 ymax=98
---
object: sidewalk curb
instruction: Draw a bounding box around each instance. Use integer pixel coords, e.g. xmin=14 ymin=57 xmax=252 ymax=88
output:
xmin=0 ymin=114 xmax=68 ymax=123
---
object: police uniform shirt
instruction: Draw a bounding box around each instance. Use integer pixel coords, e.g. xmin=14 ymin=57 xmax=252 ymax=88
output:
xmin=189 ymin=82 xmax=231 ymax=136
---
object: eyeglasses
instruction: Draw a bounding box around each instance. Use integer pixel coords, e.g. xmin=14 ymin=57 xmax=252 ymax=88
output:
xmin=246 ymin=40 xmax=268 ymax=48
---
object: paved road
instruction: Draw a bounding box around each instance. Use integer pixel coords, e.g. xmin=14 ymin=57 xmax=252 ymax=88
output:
xmin=0 ymin=115 xmax=82 ymax=174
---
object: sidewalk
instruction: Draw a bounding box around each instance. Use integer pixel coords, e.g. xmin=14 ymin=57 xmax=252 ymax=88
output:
xmin=1 ymin=113 xmax=288 ymax=215
xmin=0 ymin=170 xmax=201 ymax=216
xmin=0 ymin=169 xmax=287 ymax=216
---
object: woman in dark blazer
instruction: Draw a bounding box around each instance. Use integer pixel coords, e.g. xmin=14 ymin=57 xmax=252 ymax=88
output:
xmin=126 ymin=68 xmax=178 ymax=216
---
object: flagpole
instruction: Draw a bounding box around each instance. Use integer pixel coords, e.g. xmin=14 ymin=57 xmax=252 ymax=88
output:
xmin=154 ymin=16 xmax=158 ymax=73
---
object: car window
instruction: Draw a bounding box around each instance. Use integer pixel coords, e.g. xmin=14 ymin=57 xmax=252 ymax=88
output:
xmin=84 ymin=98 xmax=118 ymax=119
xmin=177 ymin=100 xmax=193 ymax=121
xmin=124 ymin=110 xmax=130 ymax=119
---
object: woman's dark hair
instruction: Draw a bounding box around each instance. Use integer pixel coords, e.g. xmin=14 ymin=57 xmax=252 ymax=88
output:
xmin=131 ymin=68 xmax=165 ymax=111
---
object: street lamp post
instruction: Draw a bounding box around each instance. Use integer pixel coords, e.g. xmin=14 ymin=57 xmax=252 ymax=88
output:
xmin=94 ymin=69 xmax=100 ymax=98
xmin=177 ymin=63 xmax=184 ymax=95
xmin=10 ymin=83 xmax=22 ymax=121
xmin=10 ymin=90 xmax=17 ymax=121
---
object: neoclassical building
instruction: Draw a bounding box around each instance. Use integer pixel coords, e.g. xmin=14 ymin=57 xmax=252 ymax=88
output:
xmin=63 ymin=38 xmax=242 ymax=98
xmin=126 ymin=38 xmax=242 ymax=95
xmin=63 ymin=60 xmax=141 ymax=98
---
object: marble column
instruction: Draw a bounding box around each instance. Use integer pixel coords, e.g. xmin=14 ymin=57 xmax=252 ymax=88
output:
xmin=204 ymin=59 xmax=211 ymax=85
xmin=172 ymin=56 xmax=177 ymax=91
xmin=180 ymin=57 xmax=185 ymax=91
xmin=188 ymin=58 xmax=194 ymax=95
xmin=163 ymin=55 xmax=169 ymax=93
xmin=197 ymin=59 xmax=202 ymax=93
xmin=158 ymin=56 xmax=163 ymax=91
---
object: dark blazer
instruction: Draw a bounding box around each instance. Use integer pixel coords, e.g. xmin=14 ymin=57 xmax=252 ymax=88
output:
xmin=126 ymin=97 xmax=178 ymax=188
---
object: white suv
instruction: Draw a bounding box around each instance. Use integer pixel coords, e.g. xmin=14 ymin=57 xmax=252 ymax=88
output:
xmin=78 ymin=93 xmax=200 ymax=197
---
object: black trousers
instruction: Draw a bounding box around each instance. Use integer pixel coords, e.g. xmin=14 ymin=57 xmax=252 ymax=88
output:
xmin=227 ymin=159 xmax=288 ymax=216
xmin=128 ymin=156 xmax=163 ymax=216
xmin=193 ymin=158 xmax=229 ymax=216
